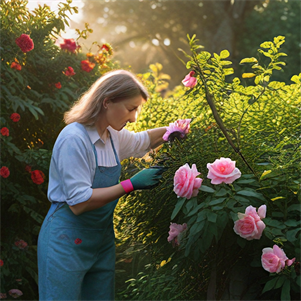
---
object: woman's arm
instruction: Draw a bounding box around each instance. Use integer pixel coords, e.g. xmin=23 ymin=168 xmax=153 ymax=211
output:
xmin=147 ymin=127 xmax=167 ymax=149
xmin=69 ymin=184 xmax=125 ymax=215
xmin=69 ymin=166 xmax=165 ymax=215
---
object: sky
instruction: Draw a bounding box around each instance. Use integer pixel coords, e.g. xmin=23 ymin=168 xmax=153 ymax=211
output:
xmin=26 ymin=0 xmax=84 ymax=38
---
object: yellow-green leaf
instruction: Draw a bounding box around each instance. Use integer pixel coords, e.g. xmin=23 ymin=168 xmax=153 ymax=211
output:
xmin=271 ymin=196 xmax=285 ymax=202
xmin=220 ymin=50 xmax=230 ymax=59
xmin=242 ymin=73 xmax=256 ymax=78
xmin=260 ymin=170 xmax=272 ymax=180
xmin=240 ymin=57 xmax=258 ymax=64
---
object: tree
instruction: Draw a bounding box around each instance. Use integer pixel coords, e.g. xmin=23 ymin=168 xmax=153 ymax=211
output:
xmin=74 ymin=0 xmax=299 ymax=87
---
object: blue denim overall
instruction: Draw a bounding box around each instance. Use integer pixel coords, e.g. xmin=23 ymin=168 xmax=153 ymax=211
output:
xmin=38 ymin=134 xmax=121 ymax=301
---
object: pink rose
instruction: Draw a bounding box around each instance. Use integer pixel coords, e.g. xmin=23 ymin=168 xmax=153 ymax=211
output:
xmin=182 ymin=71 xmax=197 ymax=88
xmin=261 ymin=245 xmax=295 ymax=273
xmin=286 ymin=258 xmax=296 ymax=267
xmin=173 ymin=163 xmax=203 ymax=199
xmin=207 ymin=157 xmax=241 ymax=184
xmin=8 ymin=289 xmax=23 ymax=298
xmin=163 ymin=119 xmax=191 ymax=141
xmin=167 ymin=223 xmax=187 ymax=246
xmin=233 ymin=205 xmax=266 ymax=240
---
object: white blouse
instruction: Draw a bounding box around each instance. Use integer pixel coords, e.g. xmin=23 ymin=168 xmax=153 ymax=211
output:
xmin=85 ymin=126 xmax=151 ymax=167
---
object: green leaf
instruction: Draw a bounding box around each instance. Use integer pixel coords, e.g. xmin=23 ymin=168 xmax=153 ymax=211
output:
xmin=185 ymin=197 xmax=197 ymax=213
xmin=196 ymin=209 xmax=209 ymax=222
xmin=187 ymin=203 xmax=205 ymax=217
xmin=209 ymin=197 xmax=226 ymax=206
xmin=262 ymin=276 xmax=279 ymax=294
xmin=286 ymin=228 xmax=300 ymax=243
xmin=215 ymin=188 xmax=229 ymax=197
xmin=284 ymin=220 xmax=299 ymax=227
xmin=287 ymin=204 xmax=301 ymax=212
xmin=199 ymin=185 xmax=215 ymax=193
xmin=237 ymin=190 xmax=265 ymax=201
xmin=233 ymin=195 xmax=250 ymax=205
xmin=280 ymin=279 xmax=290 ymax=301
xmin=296 ymin=276 xmax=301 ymax=287
xmin=274 ymin=275 xmax=287 ymax=289
xmin=171 ymin=197 xmax=186 ymax=220
xmin=189 ymin=220 xmax=205 ymax=236
xmin=207 ymin=211 xmax=217 ymax=223
xmin=236 ymin=179 xmax=257 ymax=184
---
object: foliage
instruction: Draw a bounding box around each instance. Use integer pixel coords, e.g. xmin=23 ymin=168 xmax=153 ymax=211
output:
xmin=236 ymin=0 xmax=301 ymax=84
xmin=78 ymin=0 xmax=300 ymax=88
xmin=116 ymin=35 xmax=300 ymax=300
xmin=0 ymin=1 xmax=117 ymax=299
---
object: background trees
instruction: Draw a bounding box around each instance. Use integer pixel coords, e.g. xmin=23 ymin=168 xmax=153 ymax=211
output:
xmin=75 ymin=0 xmax=300 ymax=87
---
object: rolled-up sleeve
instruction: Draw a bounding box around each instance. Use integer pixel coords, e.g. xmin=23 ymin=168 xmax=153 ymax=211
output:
xmin=52 ymin=135 xmax=93 ymax=206
xmin=118 ymin=129 xmax=151 ymax=161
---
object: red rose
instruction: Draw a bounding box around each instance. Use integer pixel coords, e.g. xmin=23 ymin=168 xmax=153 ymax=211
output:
xmin=0 ymin=259 xmax=3 ymax=267
xmin=15 ymin=34 xmax=34 ymax=53
xmin=63 ymin=66 xmax=76 ymax=77
xmin=101 ymin=44 xmax=110 ymax=52
xmin=55 ymin=82 xmax=62 ymax=89
xmin=101 ymin=43 xmax=113 ymax=55
xmin=14 ymin=240 xmax=28 ymax=249
xmin=11 ymin=62 xmax=22 ymax=71
xmin=1 ymin=127 xmax=9 ymax=136
xmin=25 ymin=165 xmax=32 ymax=173
xmin=60 ymin=38 xmax=77 ymax=53
xmin=0 ymin=166 xmax=10 ymax=178
xmin=74 ymin=238 xmax=82 ymax=245
xmin=31 ymin=170 xmax=45 ymax=185
xmin=81 ymin=60 xmax=95 ymax=73
xmin=10 ymin=113 xmax=20 ymax=122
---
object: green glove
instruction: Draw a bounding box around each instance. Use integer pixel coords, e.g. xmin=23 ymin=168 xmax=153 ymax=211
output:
xmin=130 ymin=166 xmax=166 ymax=190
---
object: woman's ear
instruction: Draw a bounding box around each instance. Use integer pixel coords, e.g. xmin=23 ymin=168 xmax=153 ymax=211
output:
xmin=103 ymin=97 xmax=110 ymax=109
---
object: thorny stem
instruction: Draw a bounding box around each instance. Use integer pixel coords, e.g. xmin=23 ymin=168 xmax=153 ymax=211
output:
xmin=237 ymin=86 xmax=266 ymax=149
xmin=191 ymin=52 xmax=257 ymax=176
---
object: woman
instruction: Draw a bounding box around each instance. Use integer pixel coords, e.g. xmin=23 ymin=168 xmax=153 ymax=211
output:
xmin=38 ymin=70 xmax=170 ymax=300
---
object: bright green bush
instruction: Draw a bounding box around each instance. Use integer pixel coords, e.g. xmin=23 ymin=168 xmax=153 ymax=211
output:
xmin=0 ymin=1 xmax=117 ymax=299
xmin=116 ymin=35 xmax=300 ymax=300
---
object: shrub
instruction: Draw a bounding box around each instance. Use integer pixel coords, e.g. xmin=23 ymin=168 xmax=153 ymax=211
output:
xmin=116 ymin=35 xmax=300 ymax=300
xmin=0 ymin=1 xmax=116 ymax=299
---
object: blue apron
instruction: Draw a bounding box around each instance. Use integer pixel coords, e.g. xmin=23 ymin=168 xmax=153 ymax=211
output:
xmin=38 ymin=132 xmax=121 ymax=301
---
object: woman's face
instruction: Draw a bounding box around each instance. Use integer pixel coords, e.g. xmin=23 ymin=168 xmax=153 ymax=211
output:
xmin=104 ymin=95 xmax=144 ymax=131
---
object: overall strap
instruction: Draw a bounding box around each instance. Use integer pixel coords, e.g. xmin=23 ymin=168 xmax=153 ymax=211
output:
xmin=109 ymin=134 xmax=120 ymax=165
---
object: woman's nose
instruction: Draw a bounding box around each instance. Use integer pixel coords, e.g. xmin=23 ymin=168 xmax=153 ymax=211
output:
xmin=129 ymin=111 xmax=137 ymax=123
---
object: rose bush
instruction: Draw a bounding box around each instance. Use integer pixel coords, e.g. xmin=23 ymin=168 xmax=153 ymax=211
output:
xmin=0 ymin=1 xmax=118 ymax=299
xmin=117 ymin=35 xmax=300 ymax=300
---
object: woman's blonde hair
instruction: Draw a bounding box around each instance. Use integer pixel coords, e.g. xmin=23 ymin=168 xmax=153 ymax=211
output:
xmin=64 ymin=69 xmax=149 ymax=126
